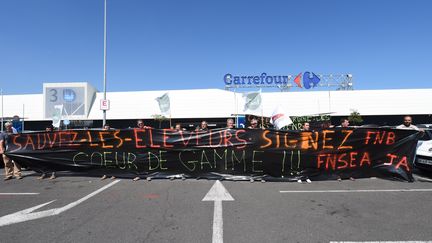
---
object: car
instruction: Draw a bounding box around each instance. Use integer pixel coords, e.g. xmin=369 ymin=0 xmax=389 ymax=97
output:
xmin=415 ymin=125 xmax=432 ymax=172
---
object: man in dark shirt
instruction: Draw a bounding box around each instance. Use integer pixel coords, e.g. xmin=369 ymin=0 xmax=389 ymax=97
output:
xmin=196 ymin=121 xmax=209 ymax=132
xmin=12 ymin=115 xmax=22 ymax=133
xmin=302 ymin=122 xmax=311 ymax=131
xmin=0 ymin=122 xmax=22 ymax=180
xmin=339 ymin=118 xmax=350 ymax=128
xmin=248 ymin=118 xmax=259 ymax=129
xmin=38 ymin=125 xmax=57 ymax=180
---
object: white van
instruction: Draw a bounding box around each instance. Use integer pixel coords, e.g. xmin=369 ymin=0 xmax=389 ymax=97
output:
xmin=415 ymin=125 xmax=432 ymax=172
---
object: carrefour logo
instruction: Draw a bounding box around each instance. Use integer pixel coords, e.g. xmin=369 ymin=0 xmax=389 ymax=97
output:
xmin=292 ymin=72 xmax=320 ymax=89
xmin=224 ymin=72 xmax=321 ymax=89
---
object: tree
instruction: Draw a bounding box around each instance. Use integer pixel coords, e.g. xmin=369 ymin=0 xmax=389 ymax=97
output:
xmin=151 ymin=114 xmax=168 ymax=128
xmin=348 ymin=110 xmax=363 ymax=126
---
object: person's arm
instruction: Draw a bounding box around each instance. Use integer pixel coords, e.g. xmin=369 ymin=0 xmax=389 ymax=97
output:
xmin=0 ymin=140 xmax=4 ymax=154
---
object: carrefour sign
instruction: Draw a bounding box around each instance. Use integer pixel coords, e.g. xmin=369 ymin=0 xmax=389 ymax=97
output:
xmin=224 ymin=72 xmax=321 ymax=89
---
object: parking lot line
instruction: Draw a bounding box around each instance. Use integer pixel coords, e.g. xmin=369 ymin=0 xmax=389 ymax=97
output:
xmin=0 ymin=193 xmax=39 ymax=195
xmin=280 ymin=189 xmax=432 ymax=193
xmin=0 ymin=179 xmax=121 ymax=227
xmin=330 ymin=241 xmax=432 ymax=243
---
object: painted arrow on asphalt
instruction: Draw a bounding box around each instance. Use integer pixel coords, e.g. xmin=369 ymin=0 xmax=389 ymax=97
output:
xmin=0 ymin=180 xmax=120 ymax=227
xmin=202 ymin=180 xmax=234 ymax=243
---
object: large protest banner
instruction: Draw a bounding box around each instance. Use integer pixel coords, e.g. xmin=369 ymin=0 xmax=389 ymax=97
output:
xmin=5 ymin=128 xmax=420 ymax=181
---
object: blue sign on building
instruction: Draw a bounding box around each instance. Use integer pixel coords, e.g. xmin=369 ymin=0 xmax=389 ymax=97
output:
xmin=236 ymin=115 xmax=246 ymax=128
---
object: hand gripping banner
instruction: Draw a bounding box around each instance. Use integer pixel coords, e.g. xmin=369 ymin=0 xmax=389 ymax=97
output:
xmin=5 ymin=128 xmax=421 ymax=181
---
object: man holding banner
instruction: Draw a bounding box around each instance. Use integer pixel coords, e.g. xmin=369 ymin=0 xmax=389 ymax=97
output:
xmin=226 ymin=118 xmax=235 ymax=129
xmin=0 ymin=122 xmax=22 ymax=180
xmin=396 ymin=116 xmax=419 ymax=130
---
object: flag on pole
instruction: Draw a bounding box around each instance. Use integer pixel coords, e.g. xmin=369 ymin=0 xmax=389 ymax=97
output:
xmin=270 ymin=106 xmax=292 ymax=129
xmin=242 ymin=90 xmax=262 ymax=116
xmin=52 ymin=104 xmax=63 ymax=128
xmin=156 ymin=93 xmax=170 ymax=116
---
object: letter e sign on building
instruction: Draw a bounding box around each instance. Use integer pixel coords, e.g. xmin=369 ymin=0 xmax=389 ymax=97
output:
xmin=100 ymin=99 xmax=110 ymax=110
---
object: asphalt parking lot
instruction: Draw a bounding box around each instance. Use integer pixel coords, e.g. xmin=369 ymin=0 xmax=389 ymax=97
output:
xmin=0 ymin=169 xmax=432 ymax=243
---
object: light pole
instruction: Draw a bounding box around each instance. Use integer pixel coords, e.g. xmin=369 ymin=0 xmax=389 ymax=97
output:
xmin=102 ymin=0 xmax=107 ymax=127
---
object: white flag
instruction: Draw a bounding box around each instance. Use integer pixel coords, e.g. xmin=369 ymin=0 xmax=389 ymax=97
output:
xmin=156 ymin=93 xmax=170 ymax=116
xmin=270 ymin=106 xmax=292 ymax=129
xmin=242 ymin=91 xmax=262 ymax=115
xmin=52 ymin=104 xmax=63 ymax=128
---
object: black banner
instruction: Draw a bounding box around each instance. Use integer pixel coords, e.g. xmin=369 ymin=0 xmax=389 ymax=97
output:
xmin=5 ymin=128 xmax=421 ymax=181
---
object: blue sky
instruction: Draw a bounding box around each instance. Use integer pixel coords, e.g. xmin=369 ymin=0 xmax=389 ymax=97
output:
xmin=1 ymin=0 xmax=431 ymax=94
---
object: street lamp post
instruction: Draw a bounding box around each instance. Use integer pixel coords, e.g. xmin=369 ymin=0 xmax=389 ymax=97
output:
xmin=102 ymin=0 xmax=107 ymax=127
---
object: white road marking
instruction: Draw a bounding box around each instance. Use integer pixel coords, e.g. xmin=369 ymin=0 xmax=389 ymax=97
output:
xmin=0 ymin=179 xmax=121 ymax=227
xmin=413 ymin=174 xmax=432 ymax=182
xmin=202 ymin=180 xmax=234 ymax=243
xmin=280 ymin=189 xmax=432 ymax=193
xmin=330 ymin=241 xmax=432 ymax=243
xmin=0 ymin=193 xmax=39 ymax=195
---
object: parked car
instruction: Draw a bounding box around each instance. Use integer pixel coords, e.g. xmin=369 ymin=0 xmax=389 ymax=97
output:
xmin=415 ymin=125 xmax=432 ymax=172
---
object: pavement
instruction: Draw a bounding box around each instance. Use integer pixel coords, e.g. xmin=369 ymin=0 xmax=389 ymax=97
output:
xmin=0 ymin=169 xmax=431 ymax=243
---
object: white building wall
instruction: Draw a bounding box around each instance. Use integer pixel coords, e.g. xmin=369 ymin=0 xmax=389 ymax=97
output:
xmin=1 ymin=94 xmax=44 ymax=120
xmin=1 ymin=88 xmax=431 ymax=121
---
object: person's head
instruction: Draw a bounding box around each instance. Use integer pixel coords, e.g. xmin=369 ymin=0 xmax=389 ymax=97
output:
xmin=4 ymin=121 xmax=13 ymax=131
xmin=249 ymin=118 xmax=258 ymax=128
xmin=200 ymin=121 xmax=208 ymax=129
xmin=12 ymin=115 xmax=19 ymax=121
xmin=45 ymin=125 xmax=54 ymax=132
xmin=403 ymin=116 xmax=413 ymax=127
xmin=302 ymin=122 xmax=310 ymax=131
xmin=226 ymin=118 xmax=234 ymax=129
xmin=174 ymin=123 xmax=182 ymax=131
xmin=137 ymin=119 xmax=145 ymax=128
xmin=322 ymin=121 xmax=332 ymax=129
xmin=103 ymin=124 xmax=111 ymax=130
xmin=340 ymin=118 xmax=349 ymax=128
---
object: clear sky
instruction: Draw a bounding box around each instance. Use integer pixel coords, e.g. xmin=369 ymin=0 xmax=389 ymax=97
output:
xmin=1 ymin=0 xmax=431 ymax=94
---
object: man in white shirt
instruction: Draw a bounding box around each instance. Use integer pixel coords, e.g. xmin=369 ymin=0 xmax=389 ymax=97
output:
xmin=396 ymin=116 xmax=419 ymax=130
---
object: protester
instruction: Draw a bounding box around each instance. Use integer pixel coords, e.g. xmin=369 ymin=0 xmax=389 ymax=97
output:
xmin=101 ymin=124 xmax=116 ymax=180
xmin=302 ymin=122 xmax=310 ymax=131
xmin=38 ymin=125 xmax=56 ymax=180
xmin=134 ymin=120 xmax=152 ymax=181
xmin=248 ymin=118 xmax=259 ymax=129
xmin=339 ymin=118 xmax=350 ymax=128
xmin=103 ymin=123 xmax=111 ymax=130
xmin=0 ymin=121 xmax=22 ymax=180
xmin=137 ymin=120 xmax=144 ymax=129
xmin=174 ymin=123 xmax=184 ymax=131
xmin=396 ymin=116 xmax=419 ymax=130
xmin=226 ymin=118 xmax=235 ymax=129
xmin=45 ymin=124 xmax=54 ymax=132
xmin=195 ymin=121 xmax=209 ymax=132
xmin=12 ymin=115 xmax=22 ymax=133
xmin=320 ymin=121 xmax=333 ymax=129
xmin=297 ymin=177 xmax=312 ymax=184
xmin=296 ymin=122 xmax=313 ymax=183
xmin=137 ymin=119 xmax=151 ymax=129
xmin=336 ymin=119 xmax=355 ymax=181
